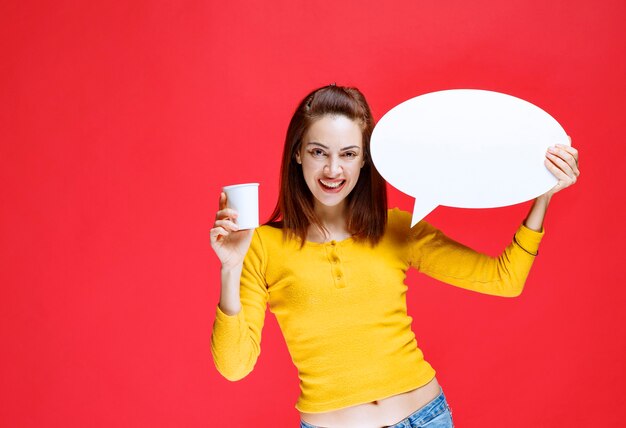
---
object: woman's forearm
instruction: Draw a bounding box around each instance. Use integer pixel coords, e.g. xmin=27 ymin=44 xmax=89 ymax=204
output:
xmin=219 ymin=264 xmax=243 ymax=315
xmin=524 ymin=194 xmax=551 ymax=232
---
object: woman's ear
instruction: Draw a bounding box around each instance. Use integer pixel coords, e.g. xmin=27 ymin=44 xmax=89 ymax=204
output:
xmin=295 ymin=151 xmax=302 ymax=164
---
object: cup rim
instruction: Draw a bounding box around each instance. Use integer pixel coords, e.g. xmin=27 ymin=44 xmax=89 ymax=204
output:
xmin=222 ymin=183 xmax=260 ymax=191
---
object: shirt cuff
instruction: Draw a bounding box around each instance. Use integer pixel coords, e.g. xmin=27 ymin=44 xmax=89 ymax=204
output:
xmin=215 ymin=304 xmax=245 ymax=323
xmin=515 ymin=223 xmax=545 ymax=255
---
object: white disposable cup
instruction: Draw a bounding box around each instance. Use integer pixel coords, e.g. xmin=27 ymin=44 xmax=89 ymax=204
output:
xmin=222 ymin=183 xmax=260 ymax=230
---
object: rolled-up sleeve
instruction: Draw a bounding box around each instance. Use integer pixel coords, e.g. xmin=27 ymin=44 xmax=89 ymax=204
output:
xmin=409 ymin=220 xmax=545 ymax=298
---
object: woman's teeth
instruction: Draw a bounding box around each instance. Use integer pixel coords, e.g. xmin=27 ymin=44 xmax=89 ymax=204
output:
xmin=320 ymin=179 xmax=345 ymax=189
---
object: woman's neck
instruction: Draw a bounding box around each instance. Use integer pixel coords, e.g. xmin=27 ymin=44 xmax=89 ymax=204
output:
xmin=309 ymin=201 xmax=350 ymax=241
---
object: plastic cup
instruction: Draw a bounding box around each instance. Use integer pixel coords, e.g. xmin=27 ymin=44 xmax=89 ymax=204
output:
xmin=222 ymin=183 xmax=260 ymax=230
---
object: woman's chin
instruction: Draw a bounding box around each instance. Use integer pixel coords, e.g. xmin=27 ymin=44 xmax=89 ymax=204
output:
xmin=313 ymin=195 xmax=347 ymax=209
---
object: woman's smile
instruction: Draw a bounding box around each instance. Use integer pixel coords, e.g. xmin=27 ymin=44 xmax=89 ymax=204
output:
xmin=318 ymin=179 xmax=347 ymax=192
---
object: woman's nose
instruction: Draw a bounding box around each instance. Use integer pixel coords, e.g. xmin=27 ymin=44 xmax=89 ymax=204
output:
xmin=324 ymin=156 xmax=343 ymax=176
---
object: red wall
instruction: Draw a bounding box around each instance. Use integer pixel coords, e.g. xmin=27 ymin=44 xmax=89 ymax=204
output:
xmin=2 ymin=1 xmax=624 ymax=426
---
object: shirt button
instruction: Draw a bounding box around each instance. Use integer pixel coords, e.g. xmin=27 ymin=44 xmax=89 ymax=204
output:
xmin=330 ymin=240 xmax=336 ymax=246
xmin=337 ymin=275 xmax=342 ymax=280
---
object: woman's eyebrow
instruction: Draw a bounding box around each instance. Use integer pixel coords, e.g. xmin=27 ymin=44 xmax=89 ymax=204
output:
xmin=306 ymin=142 xmax=361 ymax=151
xmin=306 ymin=142 xmax=329 ymax=149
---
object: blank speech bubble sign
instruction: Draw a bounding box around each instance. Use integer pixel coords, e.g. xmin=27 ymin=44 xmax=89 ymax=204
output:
xmin=370 ymin=89 xmax=569 ymax=226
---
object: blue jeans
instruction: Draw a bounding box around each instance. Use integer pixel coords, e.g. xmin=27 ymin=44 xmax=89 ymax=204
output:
xmin=300 ymin=388 xmax=454 ymax=428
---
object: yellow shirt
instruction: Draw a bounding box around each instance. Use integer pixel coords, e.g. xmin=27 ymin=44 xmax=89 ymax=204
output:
xmin=210 ymin=208 xmax=544 ymax=413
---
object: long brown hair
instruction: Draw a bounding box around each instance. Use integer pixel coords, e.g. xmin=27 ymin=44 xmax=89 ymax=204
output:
xmin=266 ymin=84 xmax=387 ymax=247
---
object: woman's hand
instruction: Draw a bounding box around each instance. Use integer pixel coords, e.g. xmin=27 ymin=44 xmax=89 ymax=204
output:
xmin=542 ymin=136 xmax=580 ymax=199
xmin=523 ymin=137 xmax=580 ymax=231
xmin=210 ymin=192 xmax=254 ymax=270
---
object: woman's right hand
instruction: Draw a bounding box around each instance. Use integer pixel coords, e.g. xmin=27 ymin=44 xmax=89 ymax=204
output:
xmin=210 ymin=191 xmax=254 ymax=269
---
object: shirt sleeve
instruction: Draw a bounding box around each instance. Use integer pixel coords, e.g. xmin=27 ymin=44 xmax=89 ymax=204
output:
xmin=407 ymin=217 xmax=545 ymax=297
xmin=210 ymin=228 xmax=269 ymax=380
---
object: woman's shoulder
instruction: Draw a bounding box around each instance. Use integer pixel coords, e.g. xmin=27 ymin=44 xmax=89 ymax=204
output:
xmin=254 ymin=221 xmax=302 ymax=250
xmin=386 ymin=207 xmax=438 ymax=239
xmin=387 ymin=207 xmax=409 ymax=222
xmin=386 ymin=207 xmax=416 ymax=230
xmin=255 ymin=221 xmax=284 ymax=241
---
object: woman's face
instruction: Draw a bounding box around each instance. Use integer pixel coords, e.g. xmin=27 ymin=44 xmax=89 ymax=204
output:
xmin=296 ymin=115 xmax=365 ymax=210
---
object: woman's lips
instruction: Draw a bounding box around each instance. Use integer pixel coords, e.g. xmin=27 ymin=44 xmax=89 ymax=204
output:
xmin=318 ymin=179 xmax=346 ymax=193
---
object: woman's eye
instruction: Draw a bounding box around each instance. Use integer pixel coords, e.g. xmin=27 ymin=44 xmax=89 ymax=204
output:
xmin=311 ymin=149 xmax=326 ymax=157
xmin=344 ymin=152 xmax=357 ymax=158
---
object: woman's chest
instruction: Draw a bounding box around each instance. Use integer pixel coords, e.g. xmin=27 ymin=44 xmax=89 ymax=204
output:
xmin=264 ymin=243 xmax=409 ymax=312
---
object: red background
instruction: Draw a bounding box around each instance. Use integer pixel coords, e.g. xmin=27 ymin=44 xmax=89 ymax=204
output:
xmin=2 ymin=1 xmax=625 ymax=426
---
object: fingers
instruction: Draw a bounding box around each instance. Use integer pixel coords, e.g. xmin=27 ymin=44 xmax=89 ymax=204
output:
xmin=211 ymin=216 xmax=240 ymax=244
xmin=210 ymin=226 xmax=229 ymax=242
xmin=546 ymin=149 xmax=573 ymax=176
xmin=555 ymin=143 xmax=579 ymax=165
xmin=217 ymin=191 xmax=241 ymax=220
xmin=544 ymin=139 xmax=581 ymax=196
xmin=547 ymin=145 xmax=580 ymax=179
xmin=210 ymin=219 xmax=241 ymax=240
xmin=213 ymin=191 xmax=240 ymax=244
xmin=544 ymin=158 xmax=569 ymax=190
xmin=215 ymin=218 xmax=239 ymax=232
xmin=544 ymin=156 xmax=577 ymax=189
xmin=215 ymin=207 xmax=239 ymax=221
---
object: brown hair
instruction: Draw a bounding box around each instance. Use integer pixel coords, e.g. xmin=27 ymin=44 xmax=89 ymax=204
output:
xmin=266 ymin=84 xmax=387 ymax=247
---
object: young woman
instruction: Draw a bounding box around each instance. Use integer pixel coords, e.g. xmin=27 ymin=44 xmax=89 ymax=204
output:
xmin=210 ymin=85 xmax=579 ymax=428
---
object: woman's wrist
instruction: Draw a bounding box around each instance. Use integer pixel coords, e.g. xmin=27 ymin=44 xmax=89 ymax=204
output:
xmin=536 ymin=192 xmax=553 ymax=205
xmin=221 ymin=262 xmax=244 ymax=273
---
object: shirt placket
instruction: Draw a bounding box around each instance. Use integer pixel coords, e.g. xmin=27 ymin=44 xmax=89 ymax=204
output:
xmin=325 ymin=240 xmax=346 ymax=289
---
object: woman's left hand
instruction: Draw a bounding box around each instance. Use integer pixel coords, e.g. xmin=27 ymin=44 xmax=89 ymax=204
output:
xmin=542 ymin=136 xmax=580 ymax=198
